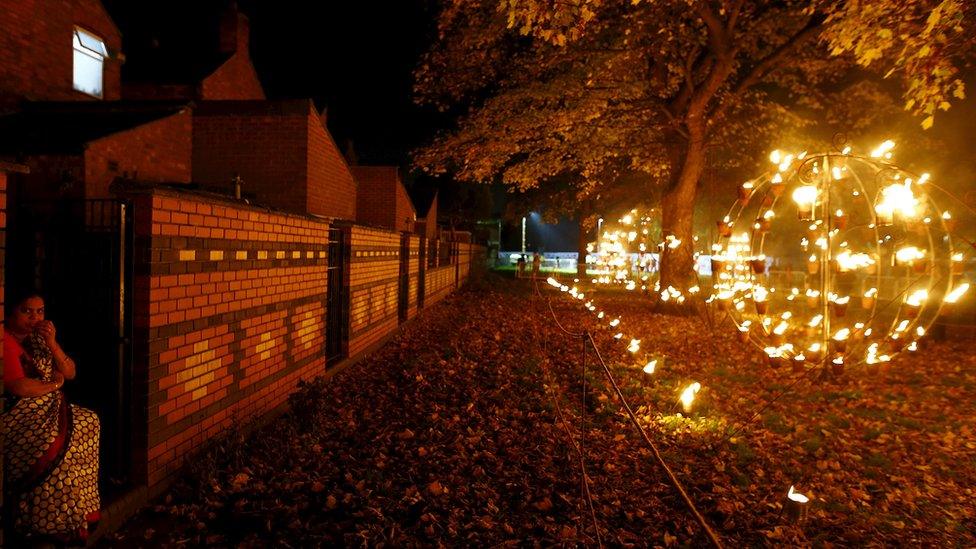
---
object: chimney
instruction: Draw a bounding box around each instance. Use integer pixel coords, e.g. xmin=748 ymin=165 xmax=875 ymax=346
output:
xmin=219 ymin=2 xmax=251 ymax=56
xmin=344 ymin=139 xmax=358 ymax=166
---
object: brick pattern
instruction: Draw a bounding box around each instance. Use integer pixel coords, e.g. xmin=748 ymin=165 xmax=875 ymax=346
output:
xmin=0 ymin=0 xmax=122 ymax=104
xmin=347 ymin=226 xmax=400 ymax=357
xmin=121 ymin=186 xmax=481 ymax=495
xmin=192 ymin=100 xmax=357 ymax=220
xmin=84 ymin=110 xmax=192 ymax=198
xmin=406 ymin=235 xmax=420 ymax=320
xmin=424 ymin=265 xmax=455 ymax=306
xmin=307 ymin=107 xmax=356 ymax=219
xmin=352 ymin=166 xmax=415 ymax=232
xmin=200 ymin=53 xmax=265 ymax=101
xmin=130 ymin=188 xmax=331 ymax=493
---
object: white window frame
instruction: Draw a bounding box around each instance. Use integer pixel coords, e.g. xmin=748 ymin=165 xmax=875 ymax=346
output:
xmin=72 ymin=27 xmax=108 ymax=98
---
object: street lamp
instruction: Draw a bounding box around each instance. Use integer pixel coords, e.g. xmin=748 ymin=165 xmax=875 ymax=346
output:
xmin=521 ymin=216 xmax=526 ymax=254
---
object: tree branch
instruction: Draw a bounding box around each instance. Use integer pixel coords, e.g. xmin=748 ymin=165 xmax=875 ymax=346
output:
xmin=730 ymin=14 xmax=826 ymax=97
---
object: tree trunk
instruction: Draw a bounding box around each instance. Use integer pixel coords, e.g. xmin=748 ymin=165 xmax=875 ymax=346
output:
xmin=659 ymin=125 xmax=707 ymax=290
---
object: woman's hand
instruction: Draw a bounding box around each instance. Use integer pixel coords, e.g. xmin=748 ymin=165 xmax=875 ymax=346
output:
xmin=36 ymin=320 xmax=57 ymax=348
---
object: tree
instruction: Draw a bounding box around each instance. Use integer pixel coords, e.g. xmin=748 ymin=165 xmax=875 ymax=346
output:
xmin=414 ymin=0 xmax=972 ymax=289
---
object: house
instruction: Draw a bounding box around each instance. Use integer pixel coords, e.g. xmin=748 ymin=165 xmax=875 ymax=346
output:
xmin=0 ymin=101 xmax=192 ymax=200
xmin=120 ymin=3 xmax=265 ymax=101
xmin=0 ymin=0 xmax=123 ymax=108
xmin=352 ymin=165 xmax=416 ymax=233
xmin=192 ymin=99 xmax=357 ymax=219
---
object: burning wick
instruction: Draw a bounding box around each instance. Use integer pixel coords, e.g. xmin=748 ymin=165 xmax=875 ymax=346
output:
xmin=679 ymin=382 xmax=701 ymax=413
xmin=785 ymin=485 xmax=810 ymax=523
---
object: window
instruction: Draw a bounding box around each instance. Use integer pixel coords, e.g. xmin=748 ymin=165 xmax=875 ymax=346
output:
xmin=73 ymin=28 xmax=107 ymax=97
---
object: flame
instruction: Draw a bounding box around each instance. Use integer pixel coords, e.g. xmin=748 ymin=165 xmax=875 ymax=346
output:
xmin=905 ymin=289 xmax=928 ymax=307
xmin=946 ymin=283 xmax=969 ymax=303
xmin=788 ymin=485 xmax=810 ymax=503
xmin=833 ymin=328 xmax=850 ymax=341
xmin=769 ymin=150 xmax=782 ymax=164
xmin=680 ymin=382 xmax=701 ymax=412
xmin=895 ymin=246 xmax=926 ymax=263
xmin=627 ymin=339 xmax=641 ymax=353
xmin=877 ymin=183 xmax=918 ymax=218
xmin=836 ymin=250 xmax=875 ymax=271
xmin=870 ymin=139 xmax=895 ymax=158
xmin=643 ymin=360 xmax=657 ymax=374
xmin=792 ymin=185 xmax=818 ymax=208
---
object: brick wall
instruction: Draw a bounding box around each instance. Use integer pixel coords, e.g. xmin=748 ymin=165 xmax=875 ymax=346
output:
xmin=126 ymin=187 xmax=331 ymax=493
xmin=406 ymin=235 xmax=420 ymax=320
xmin=193 ymin=100 xmax=357 ymax=220
xmin=306 ymin=107 xmax=356 ymax=219
xmin=346 ymin=225 xmax=400 ymax=358
xmin=116 ymin=185 xmax=480 ymax=496
xmin=200 ymin=54 xmax=265 ymax=101
xmin=192 ymin=101 xmax=309 ymax=214
xmin=84 ymin=109 xmax=192 ymax=198
xmin=352 ymin=166 xmax=415 ymax=232
xmin=0 ymin=0 xmax=122 ymax=104
xmin=424 ymin=264 xmax=455 ymax=307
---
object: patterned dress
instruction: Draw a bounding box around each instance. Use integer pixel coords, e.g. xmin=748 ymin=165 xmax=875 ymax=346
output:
xmin=3 ymin=332 xmax=101 ymax=541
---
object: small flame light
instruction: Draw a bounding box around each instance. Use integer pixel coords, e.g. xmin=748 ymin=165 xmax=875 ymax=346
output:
xmin=785 ymin=485 xmax=810 ymax=523
xmin=679 ymin=382 xmax=701 ymax=413
xmin=792 ymin=185 xmax=818 ymax=220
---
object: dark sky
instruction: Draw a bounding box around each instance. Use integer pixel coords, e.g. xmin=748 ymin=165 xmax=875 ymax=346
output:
xmin=104 ymin=0 xmax=443 ymax=167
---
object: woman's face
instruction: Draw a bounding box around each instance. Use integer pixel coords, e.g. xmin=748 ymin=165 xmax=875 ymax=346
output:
xmin=9 ymin=296 xmax=44 ymax=335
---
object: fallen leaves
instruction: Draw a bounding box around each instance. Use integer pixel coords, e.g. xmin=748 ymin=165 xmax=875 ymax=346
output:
xmin=102 ymin=275 xmax=976 ymax=548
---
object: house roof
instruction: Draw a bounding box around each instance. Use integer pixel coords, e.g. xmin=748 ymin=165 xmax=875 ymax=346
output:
xmin=0 ymin=101 xmax=191 ymax=155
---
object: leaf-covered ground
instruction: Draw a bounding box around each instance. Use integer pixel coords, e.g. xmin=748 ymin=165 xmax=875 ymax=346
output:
xmin=102 ymin=273 xmax=976 ymax=547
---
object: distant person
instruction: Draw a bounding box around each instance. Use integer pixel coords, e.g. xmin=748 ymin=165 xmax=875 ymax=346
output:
xmin=516 ymin=254 xmax=527 ymax=278
xmin=532 ymin=252 xmax=542 ymax=277
xmin=3 ymin=289 xmax=101 ymax=543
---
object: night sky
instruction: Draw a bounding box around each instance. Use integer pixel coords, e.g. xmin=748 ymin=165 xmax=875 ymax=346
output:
xmin=103 ymin=0 xmax=442 ymax=166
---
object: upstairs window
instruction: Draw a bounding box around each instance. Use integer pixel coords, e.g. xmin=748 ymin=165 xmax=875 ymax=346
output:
xmin=73 ymin=28 xmax=107 ymax=98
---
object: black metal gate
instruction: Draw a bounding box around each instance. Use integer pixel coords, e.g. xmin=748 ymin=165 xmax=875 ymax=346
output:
xmin=398 ymin=234 xmax=409 ymax=322
xmin=326 ymin=227 xmax=349 ymax=365
xmin=417 ymin=236 xmax=426 ymax=310
xmin=7 ymin=199 xmax=133 ymax=496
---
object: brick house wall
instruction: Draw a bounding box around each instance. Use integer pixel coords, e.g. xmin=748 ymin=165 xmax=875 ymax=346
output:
xmin=307 ymin=109 xmax=356 ymax=219
xmin=192 ymin=100 xmax=356 ymax=219
xmin=84 ymin=109 xmax=193 ymax=198
xmin=125 ymin=187 xmax=330 ymax=493
xmin=0 ymin=0 xmax=122 ymax=104
xmin=346 ymin=226 xmax=400 ymax=358
xmin=199 ymin=12 xmax=264 ymax=101
xmin=352 ymin=166 xmax=415 ymax=232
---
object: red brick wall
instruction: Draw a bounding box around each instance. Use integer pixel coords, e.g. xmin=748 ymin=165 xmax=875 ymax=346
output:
xmin=424 ymin=264 xmax=455 ymax=306
xmin=192 ymin=101 xmax=309 ymax=214
xmin=127 ymin=187 xmax=330 ymax=494
xmin=84 ymin=109 xmax=192 ymax=198
xmin=352 ymin=166 xmax=416 ymax=232
xmin=422 ymin=195 xmax=439 ymax=240
xmin=0 ymin=0 xmax=122 ymax=103
xmin=406 ymin=235 xmax=420 ymax=319
xmin=347 ymin=226 xmax=400 ymax=357
xmin=200 ymin=54 xmax=265 ymax=101
xmin=307 ymin=107 xmax=356 ymax=219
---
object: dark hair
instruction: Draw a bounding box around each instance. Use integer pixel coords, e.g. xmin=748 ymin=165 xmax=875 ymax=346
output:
xmin=4 ymin=286 xmax=43 ymax=317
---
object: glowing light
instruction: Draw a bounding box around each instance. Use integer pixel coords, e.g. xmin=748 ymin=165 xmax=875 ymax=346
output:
xmin=905 ymin=289 xmax=928 ymax=307
xmin=895 ymin=246 xmax=925 ymax=264
xmin=835 ymin=250 xmax=874 ymax=271
xmin=609 ymin=318 xmax=620 ymax=328
xmin=643 ymin=360 xmax=657 ymax=374
xmin=788 ymin=485 xmax=810 ymax=504
xmin=679 ymin=382 xmax=701 ymax=412
xmin=627 ymin=339 xmax=641 ymax=353
xmin=946 ymin=283 xmax=970 ymax=303
xmin=870 ymin=139 xmax=895 ymax=158
xmin=769 ymin=150 xmax=782 ymax=164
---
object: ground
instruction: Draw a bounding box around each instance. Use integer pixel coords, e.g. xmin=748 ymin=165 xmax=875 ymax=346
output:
xmin=101 ymin=273 xmax=976 ymax=547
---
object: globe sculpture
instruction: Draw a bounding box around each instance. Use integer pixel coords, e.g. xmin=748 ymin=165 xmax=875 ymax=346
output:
xmin=710 ymin=142 xmax=968 ymax=375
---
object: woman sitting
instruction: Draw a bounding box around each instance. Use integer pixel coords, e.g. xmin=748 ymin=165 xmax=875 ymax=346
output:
xmin=3 ymin=289 xmax=101 ymax=543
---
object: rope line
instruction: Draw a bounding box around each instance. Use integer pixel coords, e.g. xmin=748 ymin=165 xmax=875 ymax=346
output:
xmin=534 ymin=277 xmax=604 ymax=546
